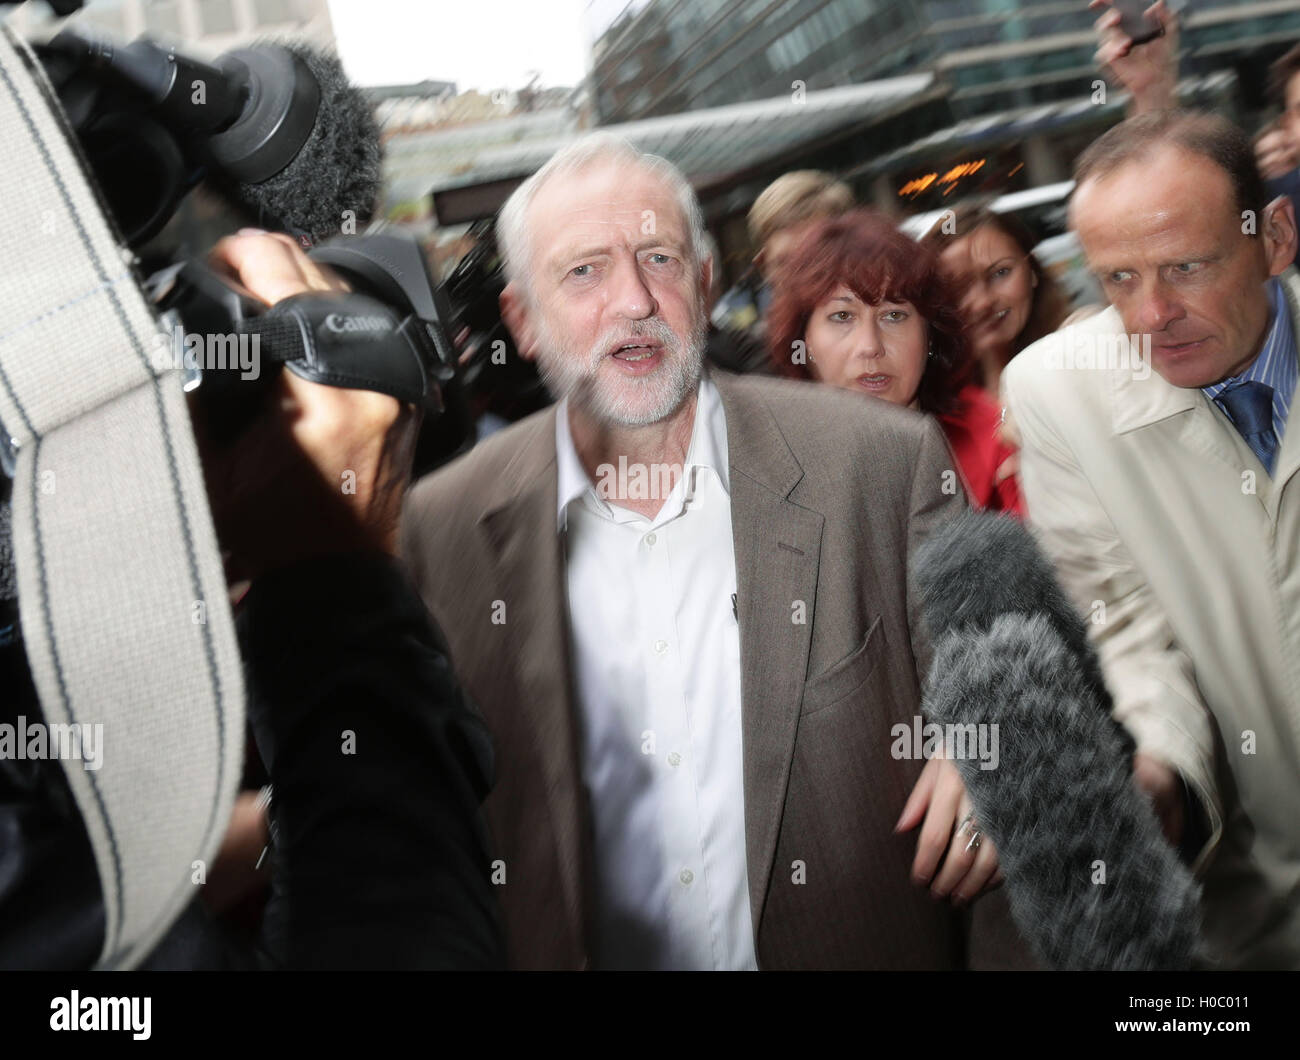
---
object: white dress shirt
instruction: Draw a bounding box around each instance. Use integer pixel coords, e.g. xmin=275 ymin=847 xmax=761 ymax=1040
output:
xmin=556 ymin=373 xmax=756 ymax=970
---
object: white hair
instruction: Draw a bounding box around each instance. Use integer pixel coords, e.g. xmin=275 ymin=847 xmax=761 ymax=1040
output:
xmin=496 ymin=132 xmax=708 ymax=301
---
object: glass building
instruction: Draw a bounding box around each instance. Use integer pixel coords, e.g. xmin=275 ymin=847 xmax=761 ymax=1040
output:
xmin=927 ymin=0 xmax=1300 ymax=118
xmin=592 ymin=0 xmax=931 ymax=123
xmin=590 ymin=0 xmax=1300 ymax=218
xmin=594 ymin=0 xmax=1300 ymax=125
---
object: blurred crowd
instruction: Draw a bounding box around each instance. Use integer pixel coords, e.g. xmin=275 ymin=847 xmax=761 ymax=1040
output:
xmin=392 ymin=0 xmax=1300 ymax=969
xmin=6 ymin=0 xmax=1299 ymax=975
xmin=226 ymin=0 xmax=1300 ymax=970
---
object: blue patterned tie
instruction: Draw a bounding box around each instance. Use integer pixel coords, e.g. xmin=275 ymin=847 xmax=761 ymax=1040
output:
xmin=1216 ymin=381 xmax=1278 ymax=475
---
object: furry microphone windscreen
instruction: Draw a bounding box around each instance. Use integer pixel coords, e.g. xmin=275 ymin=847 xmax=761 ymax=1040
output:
xmin=914 ymin=511 xmax=1201 ymax=968
xmin=221 ymin=43 xmax=382 ymax=245
xmin=914 ymin=509 xmax=1133 ymax=757
xmin=924 ymin=614 xmax=1201 ymax=969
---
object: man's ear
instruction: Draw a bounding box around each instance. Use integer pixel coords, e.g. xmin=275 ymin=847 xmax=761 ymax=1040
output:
xmin=699 ymin=253 xmax=714 ymax=309
xmin=499 ymin=282 xmax=539 ymax=362
xmin=1262 ymin=194 xmax=1299 ymax=277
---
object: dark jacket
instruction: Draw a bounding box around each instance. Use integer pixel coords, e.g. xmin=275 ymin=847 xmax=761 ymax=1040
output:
xmin=0 ymin=546 xmax=504 ymax=969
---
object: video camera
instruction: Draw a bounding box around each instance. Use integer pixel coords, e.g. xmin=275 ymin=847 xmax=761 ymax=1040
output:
xmin=23 ymin=15 xmax=472 ymax=468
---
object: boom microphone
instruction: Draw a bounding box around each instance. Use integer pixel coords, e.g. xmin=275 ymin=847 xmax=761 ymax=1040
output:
xmin=40 ymin=29 xmax=381 ymax=245
xmin=914 ymin=508 xmax=1124 ymax=739
xmin=915 ymin=510 xmax=1201 ymax=970
xmin=210 ymin=41 xmax=382 ymax=244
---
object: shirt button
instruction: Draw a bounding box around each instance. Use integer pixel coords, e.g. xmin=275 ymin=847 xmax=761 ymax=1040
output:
xmin=654 ymin=639 xmax=668 ymax=655
xmin=667 ymin=751 xmax=681 ymax=767
xmin=645 ymin=532 xmax=657 ymax=546
xmin=679 ymin=869 xmax=694 ymax=885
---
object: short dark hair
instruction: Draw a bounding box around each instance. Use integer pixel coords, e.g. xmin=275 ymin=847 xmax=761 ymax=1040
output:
xmin=1270 ymin=41 xmax=1300 ymax=105
xmin=1073 ymin=110 xmax=1270 ymax=220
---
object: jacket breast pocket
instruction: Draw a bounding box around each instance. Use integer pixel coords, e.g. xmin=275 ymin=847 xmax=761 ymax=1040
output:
xmin=800 ymin=615 xmax=885 ymax=716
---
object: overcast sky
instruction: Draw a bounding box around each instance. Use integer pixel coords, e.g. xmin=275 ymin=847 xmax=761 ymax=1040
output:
xmin=327 ymin=0 xmax=614 ymax=92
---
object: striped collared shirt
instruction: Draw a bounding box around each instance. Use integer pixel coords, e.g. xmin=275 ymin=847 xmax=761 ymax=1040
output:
xmin=1202 ymin=277 xmax=1298 ymax=444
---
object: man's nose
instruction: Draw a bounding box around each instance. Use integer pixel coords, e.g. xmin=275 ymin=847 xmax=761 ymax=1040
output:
xmin=610 ymin=255 xmax=657 ymax=321
xmin=1134 ymin=281 xmax=1184 ymax=334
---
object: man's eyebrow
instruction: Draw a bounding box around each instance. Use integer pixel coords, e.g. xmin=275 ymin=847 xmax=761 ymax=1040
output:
xmin=1162 ymin=250 xmax=1220 ymax=265
xmin=551 ymin=244 xmax=610 ymax=266
xmin=635 ymin=235 xmax=686 ymax=250
xmin=550 ymin=236 xmax=687 ymax=267
xmin=1091 ymin=249 xmax=1221 ymax=275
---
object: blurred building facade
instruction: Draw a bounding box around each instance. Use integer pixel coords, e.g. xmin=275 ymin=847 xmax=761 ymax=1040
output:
xmin=590 ymin=0 xmax=1300 ymax=222
xmin=21 ymin=2 xmax=1296 ymax=281
xmin=594 ymin=0 xmax=1300 ymax=123
xmin=370 ymin=80 xmax=589 ymax=275
xmin=591 ymin=0 xmax=930 ymax=121
xmin=928 ymin=0 xmax=1300 ymax=118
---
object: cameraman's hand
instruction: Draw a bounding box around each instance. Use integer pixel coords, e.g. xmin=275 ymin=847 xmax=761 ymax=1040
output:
xmin=196 ymin=231 xmax=419 ymax=583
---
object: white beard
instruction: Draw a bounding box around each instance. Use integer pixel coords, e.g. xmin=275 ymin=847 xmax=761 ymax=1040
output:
xmin=533 ymin=311 xmax=707 ymax=428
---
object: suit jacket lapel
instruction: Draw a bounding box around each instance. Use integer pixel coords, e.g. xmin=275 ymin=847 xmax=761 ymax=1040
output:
xmin=713 ymin=372 xmax=824 ymax=942
xmin=479 ymin=409 xmax=588 ymax=960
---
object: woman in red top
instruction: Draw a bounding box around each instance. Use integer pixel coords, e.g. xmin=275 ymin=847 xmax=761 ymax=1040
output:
xmin=766 ymin=209 xmax=1022 ymax=515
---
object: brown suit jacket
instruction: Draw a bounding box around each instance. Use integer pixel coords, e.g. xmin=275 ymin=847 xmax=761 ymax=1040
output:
xmin=401 ymin=369 xmax=997 ymax=969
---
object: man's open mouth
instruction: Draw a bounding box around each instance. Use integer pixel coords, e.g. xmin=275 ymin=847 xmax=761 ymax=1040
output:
xmin=610 ymin=341 xmax=662 ymax=361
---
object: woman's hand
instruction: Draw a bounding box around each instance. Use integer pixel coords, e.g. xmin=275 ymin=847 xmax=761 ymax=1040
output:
xmin=896 ymin=755 xmax=1003 ymax=905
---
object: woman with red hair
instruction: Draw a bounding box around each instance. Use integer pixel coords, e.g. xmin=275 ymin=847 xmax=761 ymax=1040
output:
xmin=767 ymin=209 xmax=1022 ymax=515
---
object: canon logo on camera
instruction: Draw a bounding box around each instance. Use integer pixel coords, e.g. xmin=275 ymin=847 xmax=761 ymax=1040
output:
xmin=323 ymin=313 xmax=391 ymax=334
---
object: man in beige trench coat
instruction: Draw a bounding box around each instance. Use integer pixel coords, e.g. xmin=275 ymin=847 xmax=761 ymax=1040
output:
xmin=1004 ymin=110 xmax=1300 ymax=969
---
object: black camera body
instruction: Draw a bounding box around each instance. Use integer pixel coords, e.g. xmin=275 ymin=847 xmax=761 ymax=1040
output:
xmin=31 ymin=24 xmax=477 ymax=470
xmin=148 ymin=234 xmax=460 ymax=450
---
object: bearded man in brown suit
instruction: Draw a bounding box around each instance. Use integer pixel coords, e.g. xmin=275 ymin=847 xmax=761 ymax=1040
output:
xmin=401 ymin=135 xmax=1015 ymax=969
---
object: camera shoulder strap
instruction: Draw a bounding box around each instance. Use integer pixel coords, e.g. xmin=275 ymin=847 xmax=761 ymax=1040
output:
xmin=0 ymin=24 xmax=244 ymax=968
